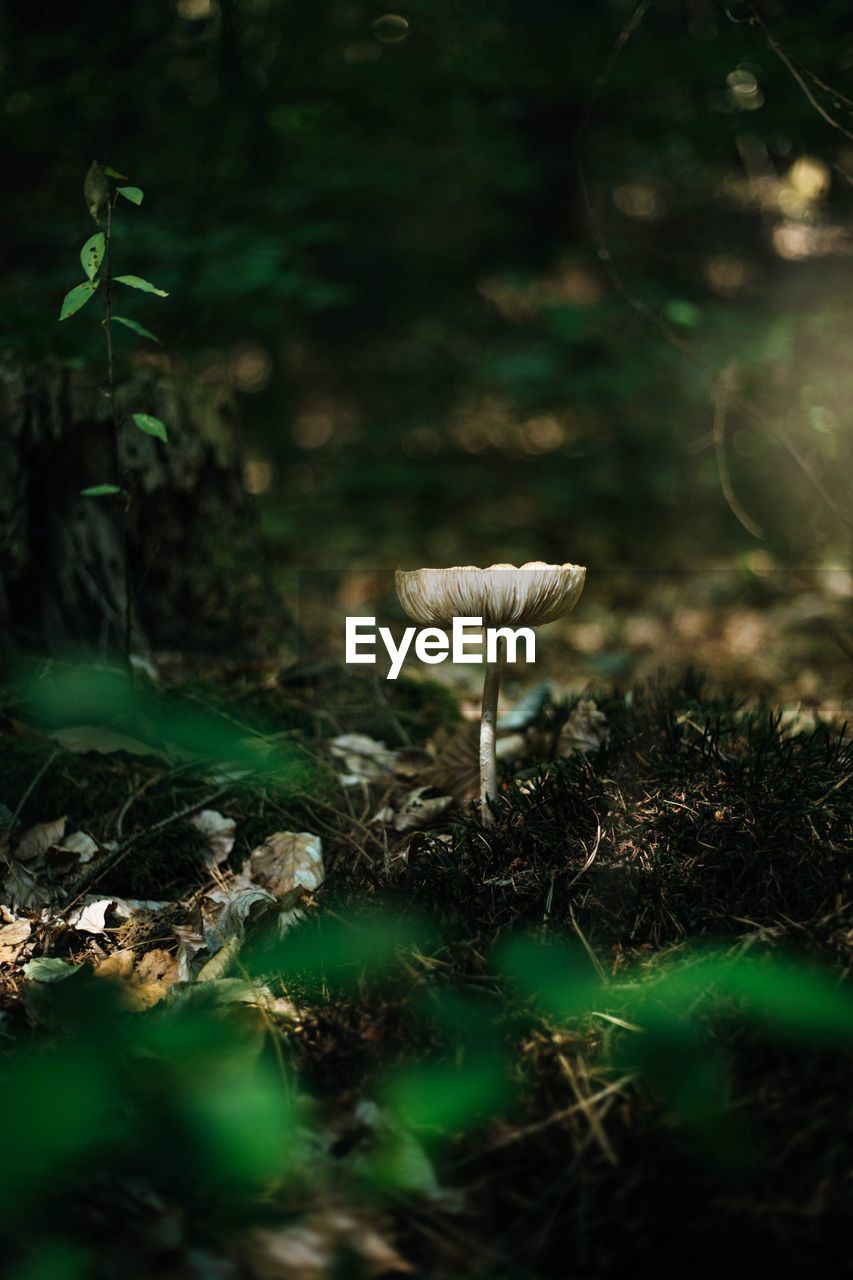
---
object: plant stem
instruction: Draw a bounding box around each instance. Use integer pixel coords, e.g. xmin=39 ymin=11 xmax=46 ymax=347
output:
xmin=103 ymin=192 xmax=134 ymax=668
xmin=479 ymin=635 xmax=505 ymax=825
xmin=104 ymin=198 xmax=115 ymax=415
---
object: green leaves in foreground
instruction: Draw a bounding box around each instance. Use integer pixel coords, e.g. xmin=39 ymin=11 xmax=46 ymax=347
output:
xmin=22 ymin=662 xmax=320 ymax=793
xmin=114 ymin=274 xmax=168 ymax=297
xmin=131 ymin=412 xmax=168 ymax=442
xmin=116 ymin=185 xmax=143 ymax=205
xmin=59 ymin=280 xmax=98 ymax=320
xmin=499 ymin=935 xmax=853 ymax=1165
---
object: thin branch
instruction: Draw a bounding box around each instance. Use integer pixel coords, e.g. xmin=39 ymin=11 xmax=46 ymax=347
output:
xmin=712 ymin=366 xmax=765 ymax=539
xmin=103 ymin=188 xmax=135 ymax=666
xmin=6 ymin=752 xmax=59 ymax=841
xmin=745 ymin=2 xmax=853 ymax=146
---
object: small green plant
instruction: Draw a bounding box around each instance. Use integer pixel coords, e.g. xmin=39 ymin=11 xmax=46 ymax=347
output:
xmin=58 ymin=162 xmax=170 ymax=657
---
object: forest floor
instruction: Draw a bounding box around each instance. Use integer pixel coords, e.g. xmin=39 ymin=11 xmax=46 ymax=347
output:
xmin=0 ymin=568 xmax=851 ymax=1280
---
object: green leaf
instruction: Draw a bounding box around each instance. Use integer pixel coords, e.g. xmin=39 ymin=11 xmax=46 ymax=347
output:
xmin=80 ymin=484 xmax=122 ymax=497
xmin=80 ymin=232 xmax=106 ymax=281
xmin=117 ymin=185 xmax=143 ymax=205
xmin=131 ymin=412 xmax=168 ymax=443
xmin=59 ymin=280 xmax=99 ymax=321
xmin=114 ymin=274 xmax=168 ymax=297
xmin=103 ymin=165 xmax=129 ymax=179
xmin=112 ymin=315 xmax=160 ymax=343
xmin=83 ymin=161 xmax=109 ymax=224
xmin=387 ymin=1058 xmax=509 ymax=1136
xmin=23 ymin=957 xmax=81 ymax=983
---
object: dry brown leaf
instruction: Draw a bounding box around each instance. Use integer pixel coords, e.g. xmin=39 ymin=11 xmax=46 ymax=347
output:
xmin=95 ymin=946 xmax=179 ymax=1009
xmin=15 ymin=817 xmax=67 ymax=863
xmin=173 ymin=924 xmax=206 ymax=981
xmin=248 ymin=832 xmax=324 ymax=897
xmin=422 ymin=724 xmax=479 ymax=805
xmin=0 ymin=918 xmax=32 ymax=964
xmin=95 ymin=948 xmax=136 ymax=982
xmin=243 ymin=1210 xmax=410 ymax=1280
xmin=197 ymin=932 xmax=242 ymax=982
xmin=559 ymin=698 xmax=609 ymax=756
xmin=2 ymin=860 xmax=50 ymax=909
xmin=190 ymin=809 xmax=237 ymax=867
xmin=393 ymin=787 xmax=453 ymax=833
xmin=135 ymin=948 xmax=180 ymax=1006
xmin=330 ymin=733 xmax=397 ymax=786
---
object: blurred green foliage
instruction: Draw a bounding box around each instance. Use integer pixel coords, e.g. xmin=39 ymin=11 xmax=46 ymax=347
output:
xmin=4 ymin=0 xmax=853 ymax=567
xmin=3 ymin=914 xmax=852 ymax=1275
xmin=21 ymin=661 xmax=318 ymax=787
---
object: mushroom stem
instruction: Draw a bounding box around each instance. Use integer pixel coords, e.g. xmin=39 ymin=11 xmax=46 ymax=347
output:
xmin=479 ymin=635 xmax=505 ymax=825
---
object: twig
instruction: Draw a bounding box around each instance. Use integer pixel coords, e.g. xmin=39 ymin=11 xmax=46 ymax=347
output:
xmin=712 ymin=366 xmax=764 ymax=539
xmin=566 ymin=818 xmax=603 ymax=890
xmin=569 ymin=903 xmax=609 ymax=984
xmin=745 ymin=2 xmax=853 ymax=146
xmin=103 ymin=188 xmax=135 ymax=667
xmin=464 ymin=1075 xmax=633 ymax=1158
xmin=558 ymin=1051 xmax=618 ymax=1165
xmin=6 ymin=751 xmax=59 ymax=842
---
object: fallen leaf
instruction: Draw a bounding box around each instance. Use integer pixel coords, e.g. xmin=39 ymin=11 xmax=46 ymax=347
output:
xmin=173 ymin=924 xmax=206 ymax=981
xmin=203 ymin=886 xmax=279 ymax=953
xmin=422 ymin=725 xmax=479 ymax=805
xmin=96 ymin=946 xmax=180 ymax=1009
xmin=243 ymin=1210 xmax=410 ymax=1280
xmin=59 ymin=830 xmax=98 ymax=863
xmin=0 ymin=919 xmax=32 ymax=964
xmin=2 ymin=860 xmax=51 ymax=909
xmin=48 ymin=725 xmax=163 ymax=758
xmin=248 ymin=832 xmax=324 ymax=897
xmin=331 ymin=734 xmax=397 ymax=786
xmin=23 ymin=956 xmax=80 ymax=982
xmin=134 ymin=948 xmax=180 ymax=1007
xmin=197 ymin=933 xmax=243 ymax=982
xmin=393 ymin=787 xmax=453 ymax=833
xmin=95 ymin=949 xmax=136 ymax=981
xmin=190 ymin=809 xmax=236 ymax=867
xmin=109 ymin=897 xmax=169 ymax=919
xmin=15 ymin=817 xmax=67 ymax=863
xmin=65 ymin=898 xmax=115 ymax=934
xmin=559 ymin=699 xmax=609 ymax=756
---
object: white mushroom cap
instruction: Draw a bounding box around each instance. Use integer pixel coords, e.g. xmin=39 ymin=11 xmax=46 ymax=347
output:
xmin=395 ymin=562 xmax=586 ymax=628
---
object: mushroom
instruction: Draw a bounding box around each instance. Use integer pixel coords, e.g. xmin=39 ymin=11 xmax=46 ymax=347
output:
xmin=395 ymin=562 xmax=586 ymax=823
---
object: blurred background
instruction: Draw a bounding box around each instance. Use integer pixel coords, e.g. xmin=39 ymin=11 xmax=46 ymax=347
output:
xmin=3 ymin=0 xmax=853 ymax=639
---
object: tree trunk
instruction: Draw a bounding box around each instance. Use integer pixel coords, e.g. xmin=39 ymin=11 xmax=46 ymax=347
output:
xmin=0 ymin=357 xmax=285 ymax=661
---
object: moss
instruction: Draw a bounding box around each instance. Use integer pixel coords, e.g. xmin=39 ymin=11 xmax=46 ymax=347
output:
xmin=0 ymin=734 xmax=135 ymax=829
xmin=113 ymin=820 xmax=210 ymax=900
xmin=174 ymin=667 xmax=461 ymax=748
xmin=369 ymin=671 xmax=462 ymax=744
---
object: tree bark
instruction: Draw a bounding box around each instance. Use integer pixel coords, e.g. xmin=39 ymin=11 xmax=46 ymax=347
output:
xmin=0 ymin=357 xmax=284 ymax=661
